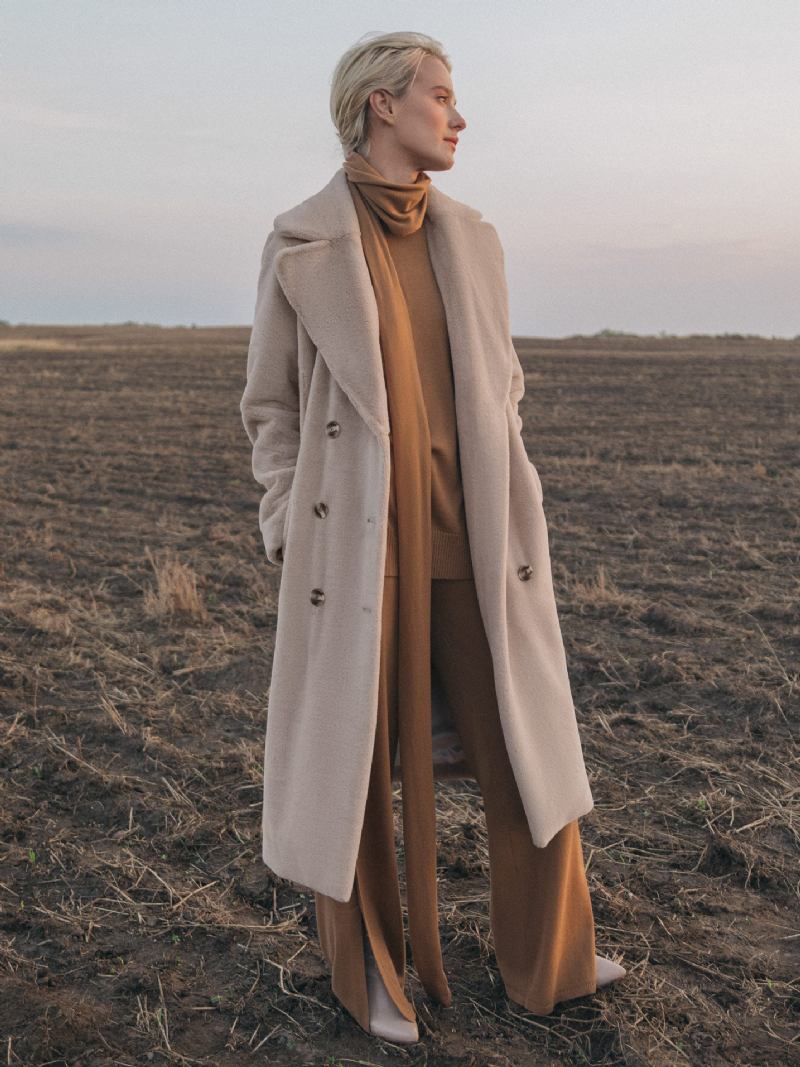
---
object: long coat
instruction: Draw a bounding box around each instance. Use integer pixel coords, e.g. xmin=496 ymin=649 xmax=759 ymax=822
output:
xmin=240 ymin=166 xmax=594 ymax=903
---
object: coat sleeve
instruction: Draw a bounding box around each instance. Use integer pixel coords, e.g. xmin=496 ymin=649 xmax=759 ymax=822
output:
xmin=240 ymin=229 xmax=300 ymax=566
xmin=483 ymin=219 xmax=526 ymax=438
xmin=488 ymin=220 xmax=544 ymax=501
xmin=509 ymin=339 xmax=525 ymax=438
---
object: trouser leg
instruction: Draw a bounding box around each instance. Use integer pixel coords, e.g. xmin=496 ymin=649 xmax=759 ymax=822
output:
xmin=314 ymin=576 xmax=417 ymax=1027
xmin=430 ymin=577 xmax=597 ymax=1014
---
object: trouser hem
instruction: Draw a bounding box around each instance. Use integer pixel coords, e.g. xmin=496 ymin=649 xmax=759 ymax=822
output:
xmin=505 ymin=978 xmax=598 ymax=1016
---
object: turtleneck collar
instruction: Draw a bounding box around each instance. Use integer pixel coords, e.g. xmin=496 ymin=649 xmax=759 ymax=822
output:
xmin=342 ymin=149 xmax=431 ymax=236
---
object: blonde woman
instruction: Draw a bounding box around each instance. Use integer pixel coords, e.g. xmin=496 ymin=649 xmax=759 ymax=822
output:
xmin=240 ymin=30 xmax=626 ymax=1044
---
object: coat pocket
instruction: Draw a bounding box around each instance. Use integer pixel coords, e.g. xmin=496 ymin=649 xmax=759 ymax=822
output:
xmin=279 ymin=482 xmax=297 ymax=563
xmin=528 ymin=460 xmax=544 ymax=505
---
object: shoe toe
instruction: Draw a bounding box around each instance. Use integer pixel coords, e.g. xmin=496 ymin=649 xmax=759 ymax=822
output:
xmin=369 ymin=1017 xmax=419 ymax=1043
xmin=595 ymin=953 xmax=626 ymax=988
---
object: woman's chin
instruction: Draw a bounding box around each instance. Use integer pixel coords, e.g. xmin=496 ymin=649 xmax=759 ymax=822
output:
xmin=421 ymin=152 xmax=456 ymax=173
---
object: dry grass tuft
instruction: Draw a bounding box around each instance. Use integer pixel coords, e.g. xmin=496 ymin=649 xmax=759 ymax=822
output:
xmin=142 ymin=547 xmax=208 ymax=622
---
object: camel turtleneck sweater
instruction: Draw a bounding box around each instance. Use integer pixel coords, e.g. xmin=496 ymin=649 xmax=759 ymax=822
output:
xmin=342 ymin=151 xmax=472 ymax=579
xmin=381 ymin=219 xmax=473 ymax=578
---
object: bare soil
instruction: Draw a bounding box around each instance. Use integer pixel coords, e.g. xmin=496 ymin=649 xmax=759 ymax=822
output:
xmin=1 ymin=324 xmax=797 ymax=1066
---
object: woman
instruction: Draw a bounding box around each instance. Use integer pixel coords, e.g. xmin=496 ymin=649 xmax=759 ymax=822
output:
xmin=240 ymin=30 xmax=626 ymax=1044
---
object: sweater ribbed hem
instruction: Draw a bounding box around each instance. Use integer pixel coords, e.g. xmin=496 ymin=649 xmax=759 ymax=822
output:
xmin=384 ymin=525 xmax=473 ymax=579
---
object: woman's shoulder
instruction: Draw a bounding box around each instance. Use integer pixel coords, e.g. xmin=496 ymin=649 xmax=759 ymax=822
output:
xmin=427 ymin=183 xmax=485 ymax=225
xmin=270 ymin=169 xmax=355 ymax=242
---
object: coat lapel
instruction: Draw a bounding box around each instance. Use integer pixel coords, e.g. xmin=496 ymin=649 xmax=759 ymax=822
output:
xmin=272 ymin=166 xmax=508 ymax=440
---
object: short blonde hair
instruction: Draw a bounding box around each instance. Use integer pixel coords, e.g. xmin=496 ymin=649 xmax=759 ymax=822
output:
xmin=330 ymin=31 xmax=452 ymax=157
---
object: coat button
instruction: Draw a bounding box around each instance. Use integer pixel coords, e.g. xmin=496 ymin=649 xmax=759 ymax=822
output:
xmin=326 ymin=421 xmax=340 ymax=437
xmin=313 ymin=502 xmax=328 ymax=518
xmin=517 ymin=564 xmax=534 ymax=581
xmin=310 ymin=588 xmax=325 ymax=605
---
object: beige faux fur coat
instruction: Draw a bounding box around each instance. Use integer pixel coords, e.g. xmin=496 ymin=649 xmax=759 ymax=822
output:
xmin=240 ymin=165 xmax=594 ymax=902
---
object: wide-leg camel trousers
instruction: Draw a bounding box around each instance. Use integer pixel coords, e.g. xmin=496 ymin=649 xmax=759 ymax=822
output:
xmin=315 ymin=575 xmax=597 ymax=1030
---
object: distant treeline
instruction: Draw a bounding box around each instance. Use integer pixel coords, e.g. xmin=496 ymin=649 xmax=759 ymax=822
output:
xmin=573 ymin=328 xmax=800 ymax=341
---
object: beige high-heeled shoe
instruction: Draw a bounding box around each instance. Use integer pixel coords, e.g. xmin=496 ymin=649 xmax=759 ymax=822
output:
xmin=363 ymin=934 xmax=419 ymax=1044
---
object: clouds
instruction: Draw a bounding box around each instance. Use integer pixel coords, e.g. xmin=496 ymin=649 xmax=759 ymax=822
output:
xmin=2 ymin=1 xmax=799 ymax=333
xmin=0 ymin=221 xmax=88 ymax=245
xmin=0 ymin=96 xmax=127 ymax=133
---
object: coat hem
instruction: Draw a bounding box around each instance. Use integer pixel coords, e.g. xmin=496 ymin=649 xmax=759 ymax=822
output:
xmin=263 ymin=845 xmax=357 ymax=904
xmin=527 ymin=793 xmax=594 ymax=850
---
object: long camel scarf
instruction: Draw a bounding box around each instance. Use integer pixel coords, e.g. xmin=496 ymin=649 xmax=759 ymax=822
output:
xmin=342 ymin=149 xmax=450 ymax=1005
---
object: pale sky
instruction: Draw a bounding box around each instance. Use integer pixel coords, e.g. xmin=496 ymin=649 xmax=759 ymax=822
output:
xmin=3 ymin=1 xmax=799 ymax=336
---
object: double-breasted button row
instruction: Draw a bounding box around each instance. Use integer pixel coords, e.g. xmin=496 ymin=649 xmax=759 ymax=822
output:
xmin=308 ymin=422 xmax=342 ymax=601
xmin=310 ymin=501 xmax=329 ymax=602
xmin=307 ymin=424 xmax=338 ymax=600
xmin=308 ymin=421 xmax=390 ymax=604
xmin=517 ymin=564 xmax=534 ymax=581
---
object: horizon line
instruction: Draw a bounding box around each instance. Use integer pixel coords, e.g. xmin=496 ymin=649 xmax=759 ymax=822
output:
xmin=1 ymin=322 xmax=799 ymax=342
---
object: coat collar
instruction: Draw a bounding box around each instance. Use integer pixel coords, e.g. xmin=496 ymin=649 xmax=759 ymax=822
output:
xmin=273 ymin=165 xmax=484 ymax=240
xmin=272 ymin=166 xmax=504 ymax=440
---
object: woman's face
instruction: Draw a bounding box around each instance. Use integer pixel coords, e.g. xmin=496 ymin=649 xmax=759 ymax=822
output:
xmin=369 ymin=54 xmax=466 ymax=174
